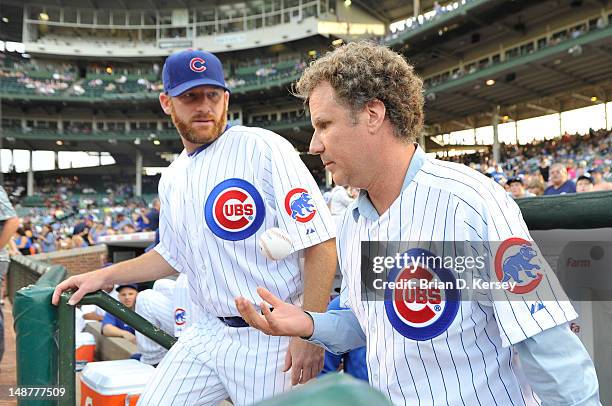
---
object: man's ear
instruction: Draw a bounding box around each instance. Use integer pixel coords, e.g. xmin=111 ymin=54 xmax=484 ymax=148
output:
xmin=159 ymin=93 xmax=172 ymax=115
xmin=365 ymin=99 xmax=386 ymax=133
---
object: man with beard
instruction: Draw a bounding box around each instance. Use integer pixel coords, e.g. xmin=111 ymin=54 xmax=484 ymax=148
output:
xmin=52 ymin=50 xmax=337 ymax=405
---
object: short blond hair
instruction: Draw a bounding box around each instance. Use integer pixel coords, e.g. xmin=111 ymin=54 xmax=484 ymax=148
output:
xmin=294 ymin=41 xmax=424 ymax=142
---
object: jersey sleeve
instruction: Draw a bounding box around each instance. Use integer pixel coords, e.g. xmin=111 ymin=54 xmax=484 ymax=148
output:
xmin=101 ymin=312 xmax=116 ymax=329
xmin=260 ymin=135 xmax=336 ymax=252
xmin=0 ymin=186 xmax=16 ymax=221
xmin=154 ymin=169 xmax=182 ymax=272
xmin=478 ymin=184 xmax=578 ymax=347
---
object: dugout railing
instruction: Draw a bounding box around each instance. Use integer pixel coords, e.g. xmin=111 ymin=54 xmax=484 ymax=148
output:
xmin=12 ymin=190 xmax=612 ymax=405
xmin=12 ymin=266 xmax=176 ymax=406
xmin=56 ymin=291 xmax=177 ymax=406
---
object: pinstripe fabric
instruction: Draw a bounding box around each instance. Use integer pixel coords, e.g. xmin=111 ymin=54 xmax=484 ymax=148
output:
xmin=135 ymin=274 xmax=200 ymax=365
xmin=138 ymin=314 xmax=291 ymax=406
xmin=155 ymin=126 xmax=335 ymax=314
xmin=337 ymin=146 xmax=574 ymax=405
xmin=146 ymin=126 xmax=335 ymax=404
xmin=135 ymin=288 xmax=174 ymax=365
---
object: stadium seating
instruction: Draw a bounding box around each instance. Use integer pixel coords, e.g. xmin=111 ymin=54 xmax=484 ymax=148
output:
xmin=0 ymin=56 xmax=307 ymax=98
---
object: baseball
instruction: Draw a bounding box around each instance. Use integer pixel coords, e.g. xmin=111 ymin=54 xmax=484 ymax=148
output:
xmin=258 ymin=228 xmax=293 ymax=261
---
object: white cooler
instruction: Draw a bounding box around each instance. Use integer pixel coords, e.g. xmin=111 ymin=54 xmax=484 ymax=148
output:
xmin=75 ymin=332 xmax=96 ymax=363
xmin=80 ymin=359 xmax=155 ymax=406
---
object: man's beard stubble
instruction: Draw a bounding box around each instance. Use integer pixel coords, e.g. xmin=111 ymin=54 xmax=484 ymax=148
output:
xmin=171 ymin=103 xmax=228 ymax=145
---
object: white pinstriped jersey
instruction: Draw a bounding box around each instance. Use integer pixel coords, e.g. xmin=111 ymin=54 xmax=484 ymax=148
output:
xmin=338 ymin=146 xmax=577 ymax=406
xmin=172 ymin=272 xmax=199 ymax=336
xmin=155 ymin=125 xmax=335 ymax=317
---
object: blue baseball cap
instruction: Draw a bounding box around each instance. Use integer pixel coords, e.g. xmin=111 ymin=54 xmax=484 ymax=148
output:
xmin=577 ymin=174 xmax=594 ymax=184
xmin=162 ymin=49 xmax=230 ymax=96
xmin=116 ymin=283 xmax=139 ymax=292
xmin=507 ymin=176 xmax=523 ymax=185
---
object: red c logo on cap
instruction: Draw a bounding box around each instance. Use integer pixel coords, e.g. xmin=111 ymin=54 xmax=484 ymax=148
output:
xmin=190 ymin=57 xmax=206 ymax=73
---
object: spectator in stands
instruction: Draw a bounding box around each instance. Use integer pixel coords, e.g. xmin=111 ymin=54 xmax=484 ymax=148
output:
xmin=29 ymin=228 xmax=42 ymax=254
xmin=544 ymin=163 xmax=576 ymax=195
xmin=566 ymin=160 xmax=577 ymax=180
xmin=538 ymin=157 xmax=550 ymax=183
xmin=39 ymin=224 xmax=56 ymax=252
xmin=576 ymin=160 xmax=588 ymax=179
xmin=87 ymin=223 xmax=106 ymax=245
xmin=122 ymin=224 xmax=137 ymax=234
xmin=507 ymin=177 xmax=535 ymax=199
xmin=14 ymin=227 xmax=33 ymax=255
xmin=576 ymin=174 xmax=594 ymax=193
xmin=72 ymin=215 xmax=94 ymax=245
xmin=112 ymin=213 xmax=132 ymax=231
xmin=143 ymin=198 xmax=160 ymax=231
xmin=71 ymin=235 xmax=88 ymax=248
xmin=590 ymin=168 xmax=612 ymax=191
xmin=488 ymin=163 xmax=505 ymax=183
xmin=101 ymin=284 xmax=138 ymax=344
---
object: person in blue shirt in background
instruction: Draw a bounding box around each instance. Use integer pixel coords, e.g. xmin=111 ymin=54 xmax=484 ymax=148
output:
xmin=101 ymin=284 xmax=138 ymax=344
xmin=39 ymin=224 xmax=56 ymax=253
xmin=112 ymin=213 xmax=133 ymax=232
xmin=14 ymin=227 xmax=32 ymax=255
xmin=544 ymin=163 xmax=576 ymax=195
xmin=318 ymin=296 xmax=368 ymax=382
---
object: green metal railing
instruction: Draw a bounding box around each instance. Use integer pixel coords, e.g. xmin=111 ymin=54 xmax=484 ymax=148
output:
xmin=56 ymin=290 xmax=177 ymax=406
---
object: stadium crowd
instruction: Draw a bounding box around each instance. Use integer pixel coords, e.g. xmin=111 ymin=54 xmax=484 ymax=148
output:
xmin=439 ymin=127 xmax=612 ymax=198
xmin=1 ymin=53 xmax=310 ymax=98
xmin=9 ymin=198 xmax=159 ymax=255
xmin=1 ymin=174 xmax=160 ymax=256
xmin=2 ymin=126 xmax=610 ymax=258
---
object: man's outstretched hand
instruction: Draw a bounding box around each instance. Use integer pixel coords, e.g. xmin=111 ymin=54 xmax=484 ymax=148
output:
xmin=235 ymin=287 xmax=314 ymax=338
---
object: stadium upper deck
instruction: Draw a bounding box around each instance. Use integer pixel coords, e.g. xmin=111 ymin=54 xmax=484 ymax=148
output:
xmin=0 ymin=0 xmax=611 ymax=191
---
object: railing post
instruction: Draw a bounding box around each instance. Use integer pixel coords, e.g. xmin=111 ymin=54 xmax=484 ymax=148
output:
xmin=58 ymin=292 xmax=76 ymax=406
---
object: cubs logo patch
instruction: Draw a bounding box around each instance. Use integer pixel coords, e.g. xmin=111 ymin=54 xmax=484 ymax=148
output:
xmin=284 ymin=188 xmax=316 ymax=223
xmin=205 ymin=178 xmax=265 ymax=241
xmin=189 ymin=57 xmax=207 ymax=72
xmin=175 ymin=308 xmax=187 ymax=326
xmin=385 ymin=248 xmax=460 ymax=341
xmin=495 ymin=237 xmax=543 ymax=294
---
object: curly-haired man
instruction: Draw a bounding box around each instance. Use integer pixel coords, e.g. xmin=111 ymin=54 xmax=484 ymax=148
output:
xmin=237 ymin=42 xmax=599 ymax=405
